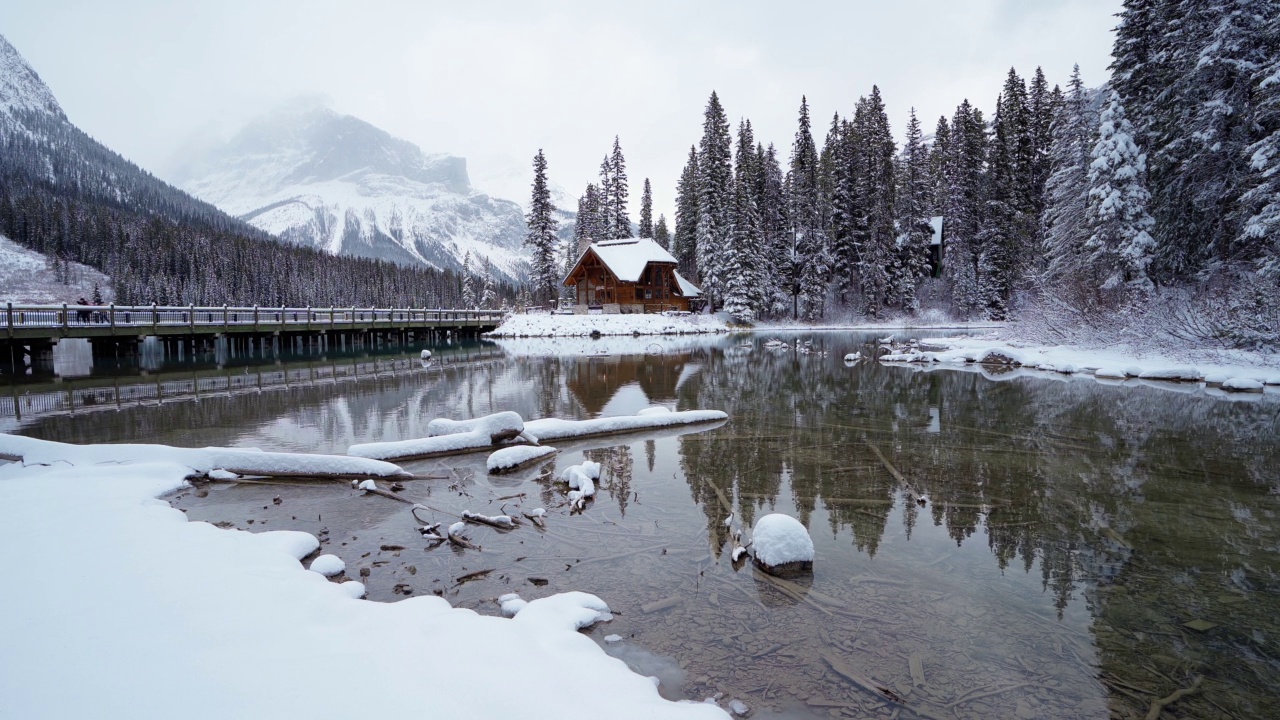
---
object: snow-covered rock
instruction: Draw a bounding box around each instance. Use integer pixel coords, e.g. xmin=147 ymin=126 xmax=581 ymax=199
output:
xmin=338 ymin=581 xmax=366 ymax=599
xmin=1222 ymin=377 xmax=1264 ymax=393
xmin=498 ymin=593 xmax=529 ymax=617
xmin=309 ymin=554 xmax=345 ymax=577
xmin=1094 ymin=367 xmax=1127 ymax=379
xmin=1137 ymin=367 xmax=1201 ymax=382
xmin=487 ymin=445 xmax=557 ymax=474
xmin=751 ymin=514 xmax=814 ymax=575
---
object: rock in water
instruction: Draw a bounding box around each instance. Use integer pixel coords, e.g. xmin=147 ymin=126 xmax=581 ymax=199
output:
xmin=751 ymin=513 xmax=814 ymax=576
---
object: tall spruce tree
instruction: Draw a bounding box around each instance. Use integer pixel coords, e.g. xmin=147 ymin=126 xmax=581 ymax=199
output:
xmin=601 ymin=137 xmax=632 ymax=238
xmin=574 ymin=183 xmax=603 ymax=256
xmin=524 ymin=149 xmax=560 ymax=304
xmin=787 ymin=96 xmax=827 ymax=319
xmin=1241 ymin=6 xmax=1280 ymax=275
xmin=1085 ymin=91 xmax=1157 ymax=297
xmin=893 ymin=108 xmax=934 ymax=313
xmin=638 ymin=178 xmax=654 ymax=238
xmin=825 ymin=114 xmax=861 ymax=307
xmin=697 ymin=91 xmax=733 ymax=309
xmin=724 ymin=119 xmax=764 ymax=320
xmin=672 ymin=146 xmax=700 ymax=279
xmin=461 ymin=250 xmax=478 ymax=308
xmin=1042 ymin=65 xmax=1098 ymax=293
xmin=654 ymin=214 xmax=671 ymax=249
xmin=758 ymin=143 xmax=790 ymax=316
xmin=940 ymin=100 xmax=988 ymax=316
xmin=858 ymin=86 xmax=897 ymax=316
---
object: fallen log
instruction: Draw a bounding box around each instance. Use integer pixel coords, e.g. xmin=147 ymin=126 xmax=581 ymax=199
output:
xmin=822 ymin=652 xmax=948 ymax=720
xmin=0 ymin=433 xmax=411 ymax=480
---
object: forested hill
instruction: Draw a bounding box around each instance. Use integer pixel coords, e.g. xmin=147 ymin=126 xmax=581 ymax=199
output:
xmin=0 ymin=34 xmax=494 ymax=308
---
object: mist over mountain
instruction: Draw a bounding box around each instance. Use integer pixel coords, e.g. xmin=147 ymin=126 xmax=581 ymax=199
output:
xmin=170 ymin=103 xmax=533 ymax=281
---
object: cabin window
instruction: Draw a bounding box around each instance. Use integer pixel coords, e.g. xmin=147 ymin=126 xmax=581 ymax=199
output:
xmin=645 ymin=289 xmax=652 ymax=299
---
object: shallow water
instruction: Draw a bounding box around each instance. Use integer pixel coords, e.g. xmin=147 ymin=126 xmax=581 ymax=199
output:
xmin=7 ymin=331 xmax=1280 ymax=719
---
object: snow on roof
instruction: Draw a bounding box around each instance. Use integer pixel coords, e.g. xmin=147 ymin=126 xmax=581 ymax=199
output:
xmin=673 ymin=270 xmax=701 ymax=298
xmin=929 ymin=216 xmax=943 ymax=246
xmin=587 ymin=238 xmax=677 ymax=283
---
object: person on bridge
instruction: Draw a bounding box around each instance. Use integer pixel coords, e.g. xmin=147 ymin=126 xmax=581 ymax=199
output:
xmin=75 ymin=297 xmax=91 ymax=324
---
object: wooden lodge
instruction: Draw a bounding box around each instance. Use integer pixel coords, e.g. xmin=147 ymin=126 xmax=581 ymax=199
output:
xmin=563 ymin=238 xmax=702 ymax=314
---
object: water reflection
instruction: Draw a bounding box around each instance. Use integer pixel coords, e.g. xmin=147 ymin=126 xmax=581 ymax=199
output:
xmin=8 ymin=331 xmax=1279 ymax=717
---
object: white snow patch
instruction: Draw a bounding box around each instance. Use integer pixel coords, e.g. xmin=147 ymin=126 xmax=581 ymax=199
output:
xmin=524 ymin=410 xmax=729 ymax=442
xmin=751 ymin=514 xmax=814 ymax=568
xmin=487 ymin=445 xmax=557 ymax=473
xmin=1222 ymin=377 xmax=1264 ymax=392
xmin=637 ymin=406 xmax=672 ymax=416
xmin=0 ymin=434 xmax=410 ymax=479
xmin=357 ymin=479 xmax=378 ymax=491
xmin=0 ymin=460 xmax=728 ymax=719
xmin=350 ymin=411 xmax=525 ymax=462
xmin=498 ymin=593 xmax=529 ymax=617
xmin=309 ymin=554 xmax=345 ymax=577
xmin=605 ymin=634 xmax=623 ymax=643
xmin=0 ymin=235 xmax=113 ymax=304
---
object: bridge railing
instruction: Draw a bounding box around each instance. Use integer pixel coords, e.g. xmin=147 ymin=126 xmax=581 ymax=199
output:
xmin=3 ymin=304 xmax=508 ymax=332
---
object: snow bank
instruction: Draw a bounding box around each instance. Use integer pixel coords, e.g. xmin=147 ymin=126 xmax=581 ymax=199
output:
xmin=488 ymin=312 xmax=728 ymax=338
xmin=487 ymin=445 xmax=558 ymax=474
xmin=877 ymin=335 xmax=1280 ymax=399
xmin=524 ymin=410 xmax=729 ymax=442
xmin=751 ymin=514 xmax=814 ymax=569
xmin=309 ymin=554 xmax=345 ymax=577
xmin=0 ymin=433 xmax=411 ymax=479
xmin=0 ymin=460 xmax=727 ymax=720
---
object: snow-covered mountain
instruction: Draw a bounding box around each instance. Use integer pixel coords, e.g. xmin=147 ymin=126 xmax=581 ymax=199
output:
xmin=170 ymin=104 xmax=533 ymax=281
xmin=0 ymin=35 xmax=63 ymax=120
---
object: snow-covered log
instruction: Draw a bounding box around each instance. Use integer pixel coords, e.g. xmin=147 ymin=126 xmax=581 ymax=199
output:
xmin=0 ymin=434 xmax=412 ymax=480
xmin=524 ymin=410 xmax=729 ymax=443
xmin=487 ymin=445 xmax=558 ymax=474
xmin=427 ymin=411 xmax=525 ymax=444
xmin=349 ymin=411 xmax=526 ymax=462
xmin=751 ymin=514 xmax=814 ymax=577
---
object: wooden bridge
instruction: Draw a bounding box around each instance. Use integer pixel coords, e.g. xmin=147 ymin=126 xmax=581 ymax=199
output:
xmin=2 ymin=303 xmax=505 ymax=368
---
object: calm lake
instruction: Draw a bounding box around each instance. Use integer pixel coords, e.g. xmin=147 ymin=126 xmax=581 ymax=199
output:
xmin=5 ymin=331 xmax=1278 ymax=719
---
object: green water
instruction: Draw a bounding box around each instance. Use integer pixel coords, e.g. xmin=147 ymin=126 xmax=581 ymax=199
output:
xmin=8 ymin=331 xmax=1279 ymax=719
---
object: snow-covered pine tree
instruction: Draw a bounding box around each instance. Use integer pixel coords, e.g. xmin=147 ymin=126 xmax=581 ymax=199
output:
xmin=1085 ymin=91 xmax=1157 ymax=298
xmin=638 ymin=178 xmax=654 ymax=238
xmin=1240 ymin=6 xmax=1280 ymax=276
xmin=1042 ymin=65 xmax=1098 ymax=295
xmin=930 ymin=115 xmax=951 ymax=215
xmin=940 ymin=100 xmax=988 ymax=316
xmin=697 ymin=92 xmax=733 ymax=309
xmin=787 ymin=96 xmax=828 ymax=319
xmin=461 ymin=250 xmax=478 ymax=308
xmin=653 ymin=214 xmax=671 ymax=249
xmin=724 ymin=119 xmax=764 ymax=321
xmin=892 ymin=107 xmax=934 ymax=313
xmin=480 ymin=257 xmax=497 ymax=308
xmin=574 ymin=183 xmax=603 ymax=256
xmin=858 ymin=86 xmax=897 ymax=317
xmin=758 ymin=143 xmax=790 ymax=316
xmin=598 ymin=155 xmax=616 ymax=235
xmin=672 ymin=146 xmax=700 ymax=279
xmin=607 ymin=136 xmax=632 ymax=238
xmin=524 ymin=149 xmax=561 ymax=305
xmin=824 ymin=113 xmax=861 ymax=308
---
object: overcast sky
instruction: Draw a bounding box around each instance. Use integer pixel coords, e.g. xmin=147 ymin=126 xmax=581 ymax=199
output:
xmin=4 ymin=0 xmax=1122 ymax=218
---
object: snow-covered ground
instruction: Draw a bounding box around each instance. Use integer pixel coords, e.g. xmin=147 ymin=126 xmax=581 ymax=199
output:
xmin=878 ymin=334 xmax=1280 ymax=394
xmin=488 ymin=312 xmax=728 ymax=338
xmin=0 ymin=234 xmax=113 ymax=304
xmin=0 ymin=457 xmax=727 ymax=720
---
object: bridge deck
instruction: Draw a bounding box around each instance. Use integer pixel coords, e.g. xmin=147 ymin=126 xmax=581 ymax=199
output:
xmin=3 ymin=304 xmax=505 ymax=342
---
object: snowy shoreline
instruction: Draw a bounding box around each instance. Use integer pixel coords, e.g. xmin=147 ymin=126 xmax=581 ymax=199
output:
xmin=0 ymin=456 xmax=727 ymax=719
xmin=877 ymin=334 xmax=1280 ymax=397
xmin=487 ymin=312 xmax=729 ymax=338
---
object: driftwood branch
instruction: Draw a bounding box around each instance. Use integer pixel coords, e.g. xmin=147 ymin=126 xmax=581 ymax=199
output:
xmin=1145 ymin=675 xmax=1202 ymax=720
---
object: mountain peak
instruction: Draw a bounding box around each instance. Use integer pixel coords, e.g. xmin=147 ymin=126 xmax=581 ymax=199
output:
xmin=0 ymin=33 xmax=65 ymax=120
